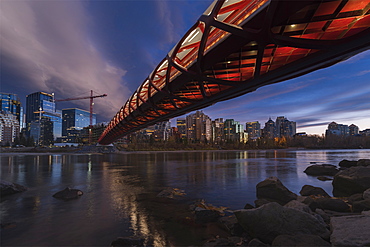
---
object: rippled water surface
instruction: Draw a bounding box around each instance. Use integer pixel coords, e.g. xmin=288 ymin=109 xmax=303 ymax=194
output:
xmin=1 ymin=149 xmax=369 ymax=246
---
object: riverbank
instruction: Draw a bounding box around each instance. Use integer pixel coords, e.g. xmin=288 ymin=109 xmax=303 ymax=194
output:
xmin=2 ymin=145 xmax=368 ymax=155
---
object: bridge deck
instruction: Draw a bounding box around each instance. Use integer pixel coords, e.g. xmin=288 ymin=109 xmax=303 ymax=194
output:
xmin=98 ymin=0 xmax=370 ymax=145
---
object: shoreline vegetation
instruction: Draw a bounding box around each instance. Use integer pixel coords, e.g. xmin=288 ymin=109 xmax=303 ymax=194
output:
xmin=3 ymin=133 xmax=370 ymax=153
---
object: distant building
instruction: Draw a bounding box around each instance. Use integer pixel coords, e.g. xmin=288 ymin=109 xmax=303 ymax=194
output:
xmin=262 ymin=118 xmax=276 ymax=139
xmin=0 ymin=112 xmax=20 ymax=145
xmin=26 ymin=92 xmax=62 ymax=144
xmin=326 ymin=122 xmax=349 ymax=136
xmin=0 ymin=92 xmax=23 ymax=127
xmin=176 ymin=118 xmax=186 ymax=138
xmin=224 ymin=119 xmax=245 ymax=142
xmin=360 ymin=129 xmax=370 ymax=136
xmin=212 ymin=118 xmax=224 ymax=143
xmin=186 ymin=111 xmax=211 ymax=142
xmin=62 ymin=108 xmax=96 ymax=138
xmin=246 ymin=121 xmax=261 ymax=140
xmin=349 ymin=124 xmax=359 ymax=136
xmin=153 ymin=121 xmax=171 ymax=141
xmin=276 ymin=116 xmax=296 ymax=138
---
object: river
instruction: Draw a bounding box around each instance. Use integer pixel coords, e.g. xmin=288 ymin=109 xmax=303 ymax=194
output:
xmin=1 ymin=149 xmax=369 ymax=246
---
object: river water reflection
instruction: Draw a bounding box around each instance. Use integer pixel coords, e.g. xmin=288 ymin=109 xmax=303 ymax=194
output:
xmin=1 ymin=149 xmax=369 ymax=246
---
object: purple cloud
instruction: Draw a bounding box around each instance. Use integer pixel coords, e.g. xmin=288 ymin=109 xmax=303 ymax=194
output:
xmin=0 ymin=0 xmax=130 ymax=119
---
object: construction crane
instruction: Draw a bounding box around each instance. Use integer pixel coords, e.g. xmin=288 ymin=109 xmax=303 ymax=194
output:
xmin=55 ymin=90 xmax=107 ymax=144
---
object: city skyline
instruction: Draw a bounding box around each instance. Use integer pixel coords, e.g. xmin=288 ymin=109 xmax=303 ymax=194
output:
xmin=1 ymin=0 xmax=369 ymax=136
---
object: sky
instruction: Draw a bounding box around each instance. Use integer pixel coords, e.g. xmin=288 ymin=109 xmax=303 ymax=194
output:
xmin=1 ymin=0 xmax=369 ymax=135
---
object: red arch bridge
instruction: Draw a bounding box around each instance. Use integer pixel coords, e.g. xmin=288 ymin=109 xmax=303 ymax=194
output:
xmin=98 ymin=0 xmax=370 ymax=145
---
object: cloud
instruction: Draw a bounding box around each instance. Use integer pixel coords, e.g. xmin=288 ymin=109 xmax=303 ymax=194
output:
xmin=356 ymin=69 xmax=370 ymax=77
xmin=0 ymin=0 xmax=130 ymax=120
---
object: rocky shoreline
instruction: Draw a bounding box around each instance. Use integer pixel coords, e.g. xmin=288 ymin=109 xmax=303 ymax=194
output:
xmin=112 ymin=158 xmax=370 ymax=246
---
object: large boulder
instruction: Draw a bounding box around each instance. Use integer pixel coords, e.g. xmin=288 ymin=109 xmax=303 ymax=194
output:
xmin=272 ymin=234 xmax=330 ymax=246
xmin=315 ymin=198 xmax=350 ymax=212
xmin=352 ymin=199 xmax=370 ymax=213
xmin=304 ymin=164 xmax=338 ymax=176
xmin=195 ymin=209 xmax=220 ymax=224
xmin=0 ymin=180 xmax=27 ymax=196
xmin=357 ymin=159 xmax=370 ymax=167
xmin=297 ymin=196 xmax=320 ymax=211
xmin=363 ymin=188 xmax=370 ymax=200
xmin=256 ymin=177 xmax=297 ymax=205
xmin=330 ymin=215 xmax=370 ymax=247
xmin=339 ymin=159 xmax=358 ymax=168
xmin=284 ymin=200 xmax=312 ymax=214
xmin=52 ymin=187 xmax=83 ymax=200
xmin=300 ymin=185 xmax=330 ymax=198
xmin=234 ymin=202 xmax=330 ymax=244
xmin=332 ymin=166 xmax=370 ymax=197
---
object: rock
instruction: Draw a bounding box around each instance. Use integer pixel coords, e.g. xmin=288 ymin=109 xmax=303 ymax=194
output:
xmin=300 ymin=185 xmax=330 ymax=198
xmin=272 ymin=234 xmax=330 ymax=246
xmin=156 ymin=187 xmax=186 ymax=199
xmin=1 ymin=222 xmax=17 ymax=229
xmin=234 ymin=202 xmax=330 ymax=244
xmin=52 ymin=187 xmax=83 ymax=200
xmin=315 ymin=198 xmax=350 ymax=212
xmin=203 ymin=238 xmax=231 ymax=247
xmin=297 ymin=196 xmax=319 ymax=211
xmin=362 ymin=210 xmax=370 ymax=216
xmin=248 ymin=238 xmax=269 ymax=246
xmin=339 ymin=159 xmax=358 ymax=168
xmin=330 ymin=215 xmax=370 ymax=247
xmin=111 ymin=236 xmax=151 ymax=247
xmin=284 ymin=200 xmax=312 ymax=214
xmin=317 ymin=176 xmax=333 ymax=181
xmin=195 ymin=209 xmax=220 ymax=224
xmin=315 ymin=209 xmax=330 ymax=224
xmin=244 ymin=203 xmax=254 ymax=209
xmin=218 ymin=215 xmax=244 ymax=236
xmin=304 ymin=164 xmax=338 ymax=176
xmin=0 ymin=180 xmax=27 ymax=196
xmin=205 ymin=236 xmax=245 ymax=246
xmin=357 ymin=159 xmax=370 ymax=167
xmin=332 ymin=166 xmax=370 ymax=197
xmin=254 ymin=198 xmax=271 ymax=208
xmin=364 ymin=188 xmax=370 ymax=200
xmin=256 ymin=177 xmax=297 ymax=205
xmin=348 ymin=193 xmax=363 ymax=204
xmin=352 ymin=199 xmax=370 ymax=213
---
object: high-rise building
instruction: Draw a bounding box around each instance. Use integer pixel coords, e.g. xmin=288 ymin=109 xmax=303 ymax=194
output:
xmin=153 ymin=121 xmax=171 ymax=141
xmin=246 ymin=121 xmax=261 ymax=140
xmin=263 ymin=118 xmax=276 ymax=139
xmin=62 ymin=108 xmax=96 ymax=137
xmin=0 ymin=112 xmax=20 ymax=145
xmin=276 ymin=116 xmax=296 ymax=138
xmin=176 ymin=118 xmax=186 ymax=138
xmin=0 ymin=93 xmax=23 ymax=127
xmin=186 ymin=111 xmax=211 ymax=142
xmin=26 ymin=92 xmax=62 ymax=144
xmin=224 ymin=119 xmax=245 ymax=142
xmin=212 ymin=118 xmax=224 ymax=143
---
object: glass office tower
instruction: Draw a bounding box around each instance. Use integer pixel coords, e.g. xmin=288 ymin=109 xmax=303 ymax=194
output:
xmin=62 ymin=108 xmax=96 ymax=137
xmin=26 ymin=92 xmax=62 ymax=144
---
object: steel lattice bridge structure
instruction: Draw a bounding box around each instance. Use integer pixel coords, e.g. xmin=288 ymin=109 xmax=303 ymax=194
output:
xmin=98 ymin=0 xmax=370 ymax=145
